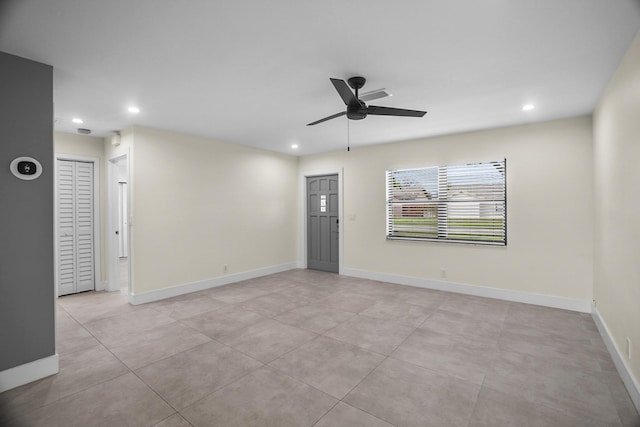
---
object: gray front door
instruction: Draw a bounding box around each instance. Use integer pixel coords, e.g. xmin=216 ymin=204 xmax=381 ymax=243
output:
xmin=307 ymin=175 xmax=339 ymax=273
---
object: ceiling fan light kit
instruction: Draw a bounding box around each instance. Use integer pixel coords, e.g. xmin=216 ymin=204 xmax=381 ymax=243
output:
xmin=307 ymin=76 xmax=427 ymax=126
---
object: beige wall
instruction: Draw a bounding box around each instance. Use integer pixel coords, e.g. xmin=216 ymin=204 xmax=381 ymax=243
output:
xmin=594 ymin=31 xmax=640 ymax=385
xmin=54 ymin=131 xmax=107 ymax=283
xmin=128 ymin=126 xmax=299 ymax=294
xmin=299 ymin=116 xmax=594 ymax=301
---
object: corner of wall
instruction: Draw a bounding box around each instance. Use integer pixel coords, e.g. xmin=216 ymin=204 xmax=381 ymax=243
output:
xmin=592 ymin=305 xmax=640 ymax=413
xmin=592 ymin=29 xmax=640 ymax=414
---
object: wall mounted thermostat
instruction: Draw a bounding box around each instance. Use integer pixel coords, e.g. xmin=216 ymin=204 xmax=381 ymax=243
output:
xmin=10 ymin=157 xmax=43 ymax=180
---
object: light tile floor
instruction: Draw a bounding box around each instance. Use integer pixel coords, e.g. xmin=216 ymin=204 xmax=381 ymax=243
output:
xmin=119 ymin=257 xmax=129 ymax=295
xmin=1 ymin=269 xmax=638 ymax=426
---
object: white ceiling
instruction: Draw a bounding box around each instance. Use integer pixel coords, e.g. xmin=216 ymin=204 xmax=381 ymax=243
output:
xmin=1 ymin=0 xmax=639 ymax=155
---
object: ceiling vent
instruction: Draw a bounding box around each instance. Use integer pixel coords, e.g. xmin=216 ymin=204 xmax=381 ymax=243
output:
xmin=77 ymin=128 xmax=91 ymax=135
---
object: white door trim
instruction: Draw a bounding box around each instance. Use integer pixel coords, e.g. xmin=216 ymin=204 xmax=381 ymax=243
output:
xmin=107 ymin=152 xmax=132 ymax=301
xmin=118 ymin=182 xmax=129 ymax=258
xmin=54 ymin=154 xmax=101 ymax=296
xmin=299 ymin=168 xmax=343 ymax=274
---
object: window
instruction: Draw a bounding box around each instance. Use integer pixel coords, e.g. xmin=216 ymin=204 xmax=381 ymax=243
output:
xmin=386 ymin=160 xmax=506 ymax=245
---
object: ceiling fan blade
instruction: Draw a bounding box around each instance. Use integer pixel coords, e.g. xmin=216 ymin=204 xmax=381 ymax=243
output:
xmin=307 ymin=111 xmax=346 ymax=126
xmin=366 ymin=105 xmax=427 ymax=117
xmin=359 ymin=89 xmax=390 ymax=102
xmin=330 ymin=78 xmax=357 ymax=105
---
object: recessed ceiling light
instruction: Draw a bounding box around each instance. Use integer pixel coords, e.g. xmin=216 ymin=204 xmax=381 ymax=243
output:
xmin=72 ymin=118 xmax=83 ymax=124
xmin=291 ymin=144 xmax=299 ymax=149
xmin=522 ymin=104 xmax=535 ymax=111
xmin=128 ymin=106 xmax=140 ymax=113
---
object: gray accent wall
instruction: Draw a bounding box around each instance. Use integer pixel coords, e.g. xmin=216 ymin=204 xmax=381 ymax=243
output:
xmin=0 ymin=51 xmax=55 ymax=371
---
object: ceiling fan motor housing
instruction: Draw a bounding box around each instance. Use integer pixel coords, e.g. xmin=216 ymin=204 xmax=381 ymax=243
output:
xmin=347 ymin=100 xmax=367 ymax=120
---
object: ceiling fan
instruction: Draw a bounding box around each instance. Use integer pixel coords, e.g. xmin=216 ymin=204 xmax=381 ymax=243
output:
xmin=307 ymin=76 xmax=427 ymax=126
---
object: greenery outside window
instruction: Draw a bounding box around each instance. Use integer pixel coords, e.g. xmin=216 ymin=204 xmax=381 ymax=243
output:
xmin=386 ymin=160 xmax=506 ymax=245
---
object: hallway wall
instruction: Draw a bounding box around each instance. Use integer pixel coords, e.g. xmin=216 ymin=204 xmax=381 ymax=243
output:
xmin=0 ymin=52 xmax=55 ymax=380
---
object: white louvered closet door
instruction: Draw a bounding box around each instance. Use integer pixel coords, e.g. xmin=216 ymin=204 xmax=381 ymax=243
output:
xmin=57 ymin=160 xmax=94 ymax=296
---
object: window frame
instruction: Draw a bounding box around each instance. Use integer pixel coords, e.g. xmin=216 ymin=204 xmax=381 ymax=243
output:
xmin=385 ymin=159 xmax=507 ymax=246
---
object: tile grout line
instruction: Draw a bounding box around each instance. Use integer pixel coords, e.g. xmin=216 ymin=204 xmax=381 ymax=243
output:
xmin=463 ymin=375 xmax=487 ymax=427
xmin=177 ymin=320 xmax=268 ymax=368
xmin=11 ymin=302 xmax=136 ymax=422
xmin=309 ymin=399 xmax=342 ymax=427
xmin=60 ymin=298 xmax=212 ymax=420
xmin=160 ymin=319 xmax=276 ymax=417
xmin=322 ymin=298 xmax=438 ymax=427
xmin=8 ymin=304 xmax=138 ymax=420
xmin=183 ymin=278 xmax=395 ymax=424
xmin=151 ymin=412 xmax=195 ymax=427
xmin=68 ymin=308 xmax=182 ymax=418
xmin=174 ymin=364 xmax=269 ymax=421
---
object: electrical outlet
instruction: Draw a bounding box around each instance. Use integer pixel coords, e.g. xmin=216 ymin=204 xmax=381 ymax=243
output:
xmin=223 ymin=264 xmax=228 ymax=273
xmin=440 ymin=268 xmax=447 ymax=278
xmin=627 ymin=337 xmax=632 ymax=360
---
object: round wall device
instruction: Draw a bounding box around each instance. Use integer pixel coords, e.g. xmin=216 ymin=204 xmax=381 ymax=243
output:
xmin=10 ymin=156 xmax=43 ymax=180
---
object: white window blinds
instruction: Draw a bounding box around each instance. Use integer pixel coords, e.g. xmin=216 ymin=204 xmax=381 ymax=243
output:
xmin=386 ymin=160 xmax=506 ymax=245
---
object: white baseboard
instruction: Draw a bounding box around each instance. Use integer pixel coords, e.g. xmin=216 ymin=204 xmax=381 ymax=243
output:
xmin=342 ymin=268 xmax=591 ymax=313
xmin=130 ymin=262 xmax=298 ymax=305
xmin=591 ymin=305 xmax=640 ymax=413
xmin=0 ymin=354 xmax=59 ymax=393
xmin=130 ymin=264 xmax=591 ymax=312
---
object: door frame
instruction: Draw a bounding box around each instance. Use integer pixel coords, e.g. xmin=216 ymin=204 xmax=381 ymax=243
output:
xmin=107 ymin=152 xmax=132 ymax=300
xmin=299 ymin=168 xmax=343 ymax=273
xmin=54 ymin=154 xmax=102 ymax=297
xmin=118 ymin=182 xmax=129 ymax=258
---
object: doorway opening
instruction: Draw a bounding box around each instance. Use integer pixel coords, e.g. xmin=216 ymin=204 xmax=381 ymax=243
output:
xmin=117 ymin=173 xmax=129 ymax=295
xmin=108 ymin=154 xmax=131 ymax=299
